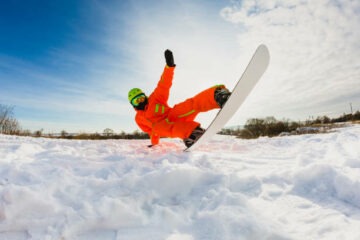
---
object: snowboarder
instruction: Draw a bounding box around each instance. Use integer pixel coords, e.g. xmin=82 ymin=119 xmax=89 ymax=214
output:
xmin=128 ymin=49 xmax=231 ymax=147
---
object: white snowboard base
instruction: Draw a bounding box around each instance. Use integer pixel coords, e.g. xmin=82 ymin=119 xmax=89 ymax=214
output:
xmin=185 ymin=44 xmax=270 ymax=151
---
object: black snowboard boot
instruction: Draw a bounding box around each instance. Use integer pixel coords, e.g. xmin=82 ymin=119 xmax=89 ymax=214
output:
xmin=183 ymin=126 xmax=205 ymax=148
xmin=214 ymin=87 xmax=231 ymax=108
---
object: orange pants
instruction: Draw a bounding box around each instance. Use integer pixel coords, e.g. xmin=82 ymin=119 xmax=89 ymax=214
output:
xmin=152 ymin=85 xmax=224 ymax=139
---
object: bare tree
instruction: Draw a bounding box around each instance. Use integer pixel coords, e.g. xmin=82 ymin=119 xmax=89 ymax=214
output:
xmin=34 ymin=129 xmax=44 ymax=137
xmin=0 ymin=104 xmax=13 ymax=128
xmin=61 ymin=130 xmax=68 ymax=138
xmin=0 ymin=104 xmax=22 ymax=134
xmin=1 ymin=118 xmax=20 ymax=134
xmin=103 ymin=128 xmax=115 ymax=137
xmin=20 ymin=129 xmax=32 ymax=136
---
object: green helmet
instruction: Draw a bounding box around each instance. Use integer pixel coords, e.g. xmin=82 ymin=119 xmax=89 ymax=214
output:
xmin=128 ymin=88 xmax=144 ymax=103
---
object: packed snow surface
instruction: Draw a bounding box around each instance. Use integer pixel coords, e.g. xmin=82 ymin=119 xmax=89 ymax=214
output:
xmin=1 ymin=125 xmax=360 ymax=240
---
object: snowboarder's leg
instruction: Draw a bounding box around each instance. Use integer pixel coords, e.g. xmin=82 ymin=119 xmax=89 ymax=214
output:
xmin=183 ymin=126 xmax=205 ymax=147
xmin=168 ymin=85 xmax=226 ymax=122
xmin=152 ymin=118 xmax=200 ymax=139
xmin=152 ymin=85 xmax=229 ymax=142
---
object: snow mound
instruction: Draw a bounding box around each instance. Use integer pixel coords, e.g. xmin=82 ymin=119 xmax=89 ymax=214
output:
xmin=0 ymin=125 xmax=360 ymax=240
xmin=293 ymin=164 xmax=360 ymax=208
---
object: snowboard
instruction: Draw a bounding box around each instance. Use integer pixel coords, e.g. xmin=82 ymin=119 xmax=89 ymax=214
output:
xmin=185 ymin=44 xmax=270 ymax=151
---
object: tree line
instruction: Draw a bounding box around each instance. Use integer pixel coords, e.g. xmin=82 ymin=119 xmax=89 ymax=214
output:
xmin=1 ymin=104 xmax=359 ymax=140
xmin=219 ymin=111 xmax=360 ymax=139
xmin=0 ymin=104 xmax=148 ymax=139
xmin=57 ymin=129 xmax=149 ymax=140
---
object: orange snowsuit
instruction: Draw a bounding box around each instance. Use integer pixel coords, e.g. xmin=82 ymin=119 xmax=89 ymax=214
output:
xmin=135 ymin=65 xmax=224 ymax=145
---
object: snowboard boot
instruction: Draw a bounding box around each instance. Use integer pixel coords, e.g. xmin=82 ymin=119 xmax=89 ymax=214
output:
xmin=214 ymin=87 xmax=231 ymax=108
xmin=183 ymin=126 xmax=205 ymax=148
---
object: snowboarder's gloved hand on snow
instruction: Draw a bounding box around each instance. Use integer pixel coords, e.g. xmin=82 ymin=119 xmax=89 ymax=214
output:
xmin=165 ymin=49 xmax=176 ymax=67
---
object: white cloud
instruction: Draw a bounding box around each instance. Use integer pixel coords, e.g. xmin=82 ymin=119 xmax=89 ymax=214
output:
xmin=99 ymin=0 xmax=250 ymax=128
xmin=220 ymin=0 xmax=360 ymax=123
xmin=101 ymin=0 xmax=360 ymax=131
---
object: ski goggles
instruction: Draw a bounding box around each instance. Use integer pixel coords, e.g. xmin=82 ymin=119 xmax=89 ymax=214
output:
xmin=131 ymin=94 xmax=146 ymax=106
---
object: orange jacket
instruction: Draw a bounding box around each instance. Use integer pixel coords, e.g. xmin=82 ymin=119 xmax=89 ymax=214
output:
xmin=134 ymin=65 xmax=222 ymax=145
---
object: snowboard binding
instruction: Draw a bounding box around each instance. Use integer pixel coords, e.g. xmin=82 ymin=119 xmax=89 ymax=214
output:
xmin=214 ymin=88 xmax=231 ymax=108
xmin=183 ymin=126 xmax=205 ymax=148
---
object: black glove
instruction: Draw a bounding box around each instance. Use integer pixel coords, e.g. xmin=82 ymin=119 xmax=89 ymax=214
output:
xmin=164 ymin=49 xmax=176 ymax=67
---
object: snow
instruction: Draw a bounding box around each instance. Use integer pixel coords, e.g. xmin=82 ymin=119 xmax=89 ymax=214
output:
xmin=0 ymin=125 xmax=360 ymax=240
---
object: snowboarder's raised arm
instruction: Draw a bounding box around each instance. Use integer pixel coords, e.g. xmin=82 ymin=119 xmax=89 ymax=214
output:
xmin=150 ymin=50 xmax=176 ymax=104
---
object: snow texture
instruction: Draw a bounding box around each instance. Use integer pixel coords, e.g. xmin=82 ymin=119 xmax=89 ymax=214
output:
xmin=0 ymin=125 xmax=360 ymax=240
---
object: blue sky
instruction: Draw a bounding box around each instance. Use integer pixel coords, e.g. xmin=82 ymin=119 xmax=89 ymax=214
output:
xmin=1 ymin=0 xmax=137 ymax=132
xmin=0 ymin=1 xmax=120 ymax=131
xmin=1 ymin=0 xmax=360 ymax=133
